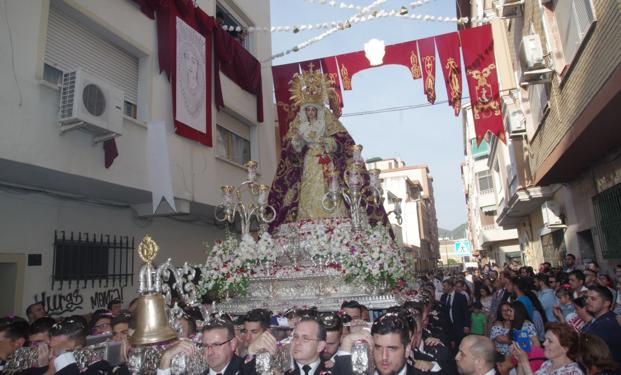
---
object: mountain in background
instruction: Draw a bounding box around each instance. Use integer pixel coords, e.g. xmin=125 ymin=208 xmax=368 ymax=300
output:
xmin=438 ymin=223 xmax=467 ymax=239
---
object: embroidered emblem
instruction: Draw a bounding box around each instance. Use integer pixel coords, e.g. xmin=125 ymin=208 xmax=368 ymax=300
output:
xmin=410 ymin=50 xmax=422 ymax=79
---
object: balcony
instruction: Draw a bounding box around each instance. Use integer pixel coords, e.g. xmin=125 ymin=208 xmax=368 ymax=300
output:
xmin=478 ymin=224 xmax=518 ymax=246
xmin=497 ymin=186 xmax=557 ymax=227
xmin=471 ymin=139 xmax=490 ymax=160
xmin=478 ymin=188 xmax=497 ymax=210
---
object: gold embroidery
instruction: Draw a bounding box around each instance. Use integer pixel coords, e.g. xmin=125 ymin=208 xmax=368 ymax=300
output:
xmin=423 ymin=55 xmax=436 ymax=102
xmin=445 ymin=58 xmax=462 ymax=114
xmin=410 ymin=50 xmax=422 ymax=79
xmin=340 ymin=64 xmax=351 ymax=90
xmin=467 ymin=63 xmax=501 ymax=119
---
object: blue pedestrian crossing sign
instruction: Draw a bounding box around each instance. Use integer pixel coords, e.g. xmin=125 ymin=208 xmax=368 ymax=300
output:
xmin=454 ymin=239 xmax=471 ymax=257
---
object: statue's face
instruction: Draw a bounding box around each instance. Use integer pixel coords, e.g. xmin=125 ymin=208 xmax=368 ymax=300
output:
xmin=305 ymin=106 xmax=318 ymax=121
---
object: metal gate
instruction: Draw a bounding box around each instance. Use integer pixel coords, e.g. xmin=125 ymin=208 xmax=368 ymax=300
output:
xmin=592 ymin=182 xmax=621 ymax=259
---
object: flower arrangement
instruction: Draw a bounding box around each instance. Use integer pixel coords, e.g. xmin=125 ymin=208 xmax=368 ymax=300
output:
xmin=195 ymin=218 xmax=409 ymax=301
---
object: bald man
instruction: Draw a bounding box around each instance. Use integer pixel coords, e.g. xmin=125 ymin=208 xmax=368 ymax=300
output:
xmin=455 ymin=336 xmax=496 ymax=375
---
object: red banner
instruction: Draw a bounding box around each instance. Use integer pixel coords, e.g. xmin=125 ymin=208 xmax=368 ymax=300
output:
xmin=321 ymin=56 xmax=343 ymax=117
xmin=435 ymin=32 xmax=463 ymax=116
xmin=460 ymin=24 xmax=505 ymax=145
xmin=384 ymin=40 xmax=422 ymax=80
xmin=335 ymin=50 xmax=370 ymax=90
xmin=272 ymin=63 xmax=300 ymax=139
xmin=418 ymin=37 xmax=437 ymax=104
xmin=300 ymin=59 xmax=322 ymax=72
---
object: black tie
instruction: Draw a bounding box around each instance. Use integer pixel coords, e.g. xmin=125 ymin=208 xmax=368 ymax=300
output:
xmin=302 ymin=365 xmax=311 ymax=375
xmin=216 ymin=373 xmax=222 ymax=375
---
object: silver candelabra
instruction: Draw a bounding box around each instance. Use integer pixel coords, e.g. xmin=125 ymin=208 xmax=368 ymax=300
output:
xmin=214 ymin=160 xmax=276 ymax=237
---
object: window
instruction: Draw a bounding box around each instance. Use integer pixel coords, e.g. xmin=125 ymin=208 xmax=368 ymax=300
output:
xmin=216 ymin=4 xmax=250 ymax=51
xmin=553 ymin=0 xmax=595 ymax=65
xmin=528 ymin=82 xmax=550 ymax=127
xmin=45 ymin=2 xmax=140 ymax=115
xmin=216 ymin=125 xmax=251 ymax=165
xmin=477 ymin=170 xmax=494 ymax=193
xmin=52 ymin=231 xmax=134 ymax=288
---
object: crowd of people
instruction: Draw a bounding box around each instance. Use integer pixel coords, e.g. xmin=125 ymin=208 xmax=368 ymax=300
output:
xmin=1 ymin=255 xmax=621 ymax=375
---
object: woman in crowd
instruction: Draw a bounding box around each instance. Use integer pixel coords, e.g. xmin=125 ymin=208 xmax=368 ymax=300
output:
xmin=509 ymin=301 xmax=541 ymax=348
xmin=578 ymin=333 xmax=618 ymax=375
xmin=490 ymin=302 xmax=513 ymax=355
xmin=510 ymin=322 xmax=583 ymax=375
xmin=477 ymin=284 xmax=493 ymax=316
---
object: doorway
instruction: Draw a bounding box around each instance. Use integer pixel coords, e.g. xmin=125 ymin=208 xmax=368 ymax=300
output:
xmin=0 ymin=254 xmax=25 ymax=317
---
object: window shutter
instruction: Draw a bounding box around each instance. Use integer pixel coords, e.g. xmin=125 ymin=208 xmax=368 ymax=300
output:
xmin=45 ymin=3 xmax=139 ymax=104
xmin=574 ymin=0 xmax=595 ymax=39
xmin=553 ymin=0 xmax=594 ymax=64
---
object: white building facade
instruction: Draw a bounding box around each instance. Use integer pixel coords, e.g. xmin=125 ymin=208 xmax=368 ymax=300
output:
xmin=0 ymin=0 xmax=276 ymax=317
xmin=366 ymin=158 xmax=439 ymax=271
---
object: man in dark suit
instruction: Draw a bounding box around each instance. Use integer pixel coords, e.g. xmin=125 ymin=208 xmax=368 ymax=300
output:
xmin=334 ymin=313 xmax=432 ymax=375
xmin=440 ymin=279 xmax=470 ymax=350
xmin=287 ymin=318 xmax=331 ymax=375
xmin=454 ymin=336 xmax=496 ymax=375
xmin=158 ymin=318 xmax=243 ymax=375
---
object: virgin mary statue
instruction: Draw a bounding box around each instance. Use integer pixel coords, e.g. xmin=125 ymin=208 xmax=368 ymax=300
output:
xmin=268 ymin=67 xmax=389 ymax=233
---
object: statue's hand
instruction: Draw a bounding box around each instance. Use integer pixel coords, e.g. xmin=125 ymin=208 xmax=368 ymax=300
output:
xmin=323 ymin=137 xmax=337 ymax=154
xmin=291 ymin=134 xmax=305 ymax=152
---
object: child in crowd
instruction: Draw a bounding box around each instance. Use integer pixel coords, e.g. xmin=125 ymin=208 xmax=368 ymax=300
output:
xmin=554 ymin=287 xmax=575 ymax=319
xmin=470 ymin=302 xmax=487 ymax=336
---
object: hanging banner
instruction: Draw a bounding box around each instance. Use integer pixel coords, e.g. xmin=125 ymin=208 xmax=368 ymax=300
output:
xmin=176 ymin=17 xmax=207 ymax=135
xmin=335 ymin=50 xmax=370 ymax=90
xmin=321 ymin=56 xmax=343 ymax=117
xmin=418 ymin=37 xmax=437 ymax=104
xmin=460 ymin=24 xmax=505 ymax=145
xmin=435 ymin=32 xmax=463 ymax=116
xmin=383 ymin=39 xmax=422 ymax=80
xmin=272 ymin=63 xmax=301 ymax=139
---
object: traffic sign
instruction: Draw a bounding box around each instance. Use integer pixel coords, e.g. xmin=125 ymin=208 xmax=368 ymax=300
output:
xmin=454 ymin=239 xmax=471 ymax=257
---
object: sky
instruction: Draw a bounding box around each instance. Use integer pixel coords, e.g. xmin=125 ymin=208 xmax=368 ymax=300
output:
xmin=270 ymin=0 xmax=467 ymax=230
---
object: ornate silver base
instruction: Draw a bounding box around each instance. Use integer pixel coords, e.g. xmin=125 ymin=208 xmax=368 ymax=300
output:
xmin=217 ymin=269 xmax=403 ymax=314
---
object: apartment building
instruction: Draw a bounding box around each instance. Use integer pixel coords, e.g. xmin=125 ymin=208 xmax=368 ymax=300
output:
xmin=366 ymin=158 xmax=440 ymax=271
xmin=460 ymin=0 xmax=621 ymax=272
xmin=0 ymin=0 xmax=276 ymax=317
xmin=461 ymin=104 xmax=520 ymax=266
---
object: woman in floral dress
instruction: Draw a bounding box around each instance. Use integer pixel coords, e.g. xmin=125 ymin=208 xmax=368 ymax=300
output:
xmin=510 ymin=322 xmax=583 ymax=375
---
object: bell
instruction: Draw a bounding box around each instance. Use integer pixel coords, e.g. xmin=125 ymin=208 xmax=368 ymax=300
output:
xmin=130 ymin=293 xmax=178 ymax=346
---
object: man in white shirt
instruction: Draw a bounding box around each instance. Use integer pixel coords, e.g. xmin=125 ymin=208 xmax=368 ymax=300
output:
xmin=455 ymin=336 xmax=496 ymax=375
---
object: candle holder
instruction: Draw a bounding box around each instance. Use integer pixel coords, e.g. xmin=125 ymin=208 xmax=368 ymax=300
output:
xmin=214 ymin=161 xmax=276 ymax=237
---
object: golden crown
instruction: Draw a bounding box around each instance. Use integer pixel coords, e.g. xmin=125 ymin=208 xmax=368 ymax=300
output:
xmin=289 ymin=64 xmax=337 ymax=107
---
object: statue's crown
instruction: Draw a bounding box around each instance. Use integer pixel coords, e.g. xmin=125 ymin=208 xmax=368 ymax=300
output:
xmin=289 ymin=64 xmax=337 ymax=107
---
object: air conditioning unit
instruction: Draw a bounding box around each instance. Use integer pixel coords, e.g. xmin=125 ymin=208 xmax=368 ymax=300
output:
xmin=495 ymin=0 xmax=524 ymax=18
xmin=541 ymin=200 xmax=564 ymax=228
xmin=505 ymin=109 xmax=526 ymax=138
xmin=519 ymin=35 xmax=553 ymax=86
xmin=58 ymin=69 xmax=123 ymax=143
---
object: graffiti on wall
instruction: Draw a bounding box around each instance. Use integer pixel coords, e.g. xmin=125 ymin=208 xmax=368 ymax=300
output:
xmin=34 ymin=288 xmax=83 ymax=316
xmin=90 ymin=288 xmax=124 ymax=310
xmin=33 ymin=287 xmax=125 ymax=316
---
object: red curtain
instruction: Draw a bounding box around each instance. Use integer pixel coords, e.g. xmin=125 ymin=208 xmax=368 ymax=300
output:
xmin=213 ymin=27 xmax=264 ymax=123
xmin=272 ymin=63 xmax=300 ymax=139
xmin=435 ymin=32 xmax=463 ymax=116
xmin=384 ymin=40 xmax=422 ymax=80
xmin=460 ymin=24 xmax=505 ymax=145
xmin=418 ymin=37 xmax=437 ymax=104
xmin=335 ymin=50 xmax=369 ymax=90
